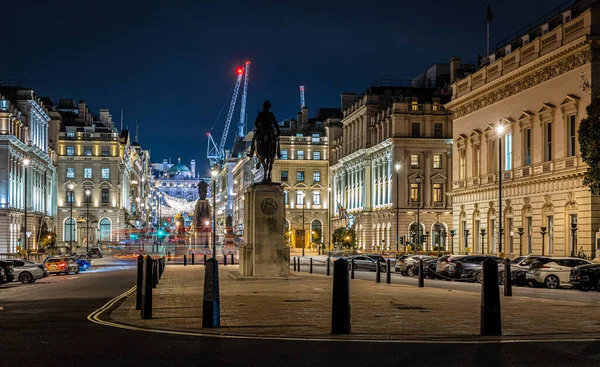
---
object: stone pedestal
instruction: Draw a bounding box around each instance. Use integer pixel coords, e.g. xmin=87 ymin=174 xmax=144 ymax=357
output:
xmin=240 ymin=183 xmax=290 ymax=277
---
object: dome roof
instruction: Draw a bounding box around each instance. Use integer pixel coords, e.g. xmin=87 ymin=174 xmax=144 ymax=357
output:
xmin=169 ymin=163 xmax=191 ymax=174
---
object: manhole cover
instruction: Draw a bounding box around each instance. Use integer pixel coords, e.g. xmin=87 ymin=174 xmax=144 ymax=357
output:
xmin=392 ymin=304 xmax=427 ymax=311
xmin=283 ymin=299 xmax=312 ymax=303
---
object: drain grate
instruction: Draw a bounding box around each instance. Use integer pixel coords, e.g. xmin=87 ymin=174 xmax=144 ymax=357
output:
xmin=283 ymin=299 xmax=313 ymax=303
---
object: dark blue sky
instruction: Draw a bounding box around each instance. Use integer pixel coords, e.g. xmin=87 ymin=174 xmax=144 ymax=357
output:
xmin=2 ymin=0 xmax=567 ymax=173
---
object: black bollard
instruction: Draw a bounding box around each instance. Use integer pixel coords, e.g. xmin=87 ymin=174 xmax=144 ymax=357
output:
xmin=386 ymin=259 xmax=391 ymax=284
xmin=184 ymin=254 xmax=187 ymax=266
xmin=192 ymin=253 xmax=195 ymax=265
xmin=167 ymin=251 xmax=172 ymax=262
xmin=293 ymin=257 xmax=297 ymax=271
xmin=376 ymin=260 xmax=381 ymax=283
xmin=351 ymin=258 xmax=355 ymax=279
xmin=136 ymin=254 xmax=143 ymax=310
xmin=202 ymin=258 xmax=220 ymax=328
xmin=141 ymin=255 xmax=153 ymax=319
xmin=153 ymin=259 xmax=159 ymax=287
xmin=326 ymin=257 xmax=331 ymax=276
xmin=481 ymin=258 xmax=502 ymax=336
xmin=298 ymin=257 xmax=301 ymax=272
xmin=504 ymin=258 xmax=512 ymax=297
xmin=310 ymin=258 xmax=313 ymax=274
xmin=203 ymin=254 xmax=207 ymax=263
xmin=224 ymin=254 xmax=227 ymax=266
xmin=231 ymin=253 xmax=234 ymax=265
xmin=418 ymin=259 xmax=424 ymax=288
xmin=157 ymin=258 xmax=162 ymax=279
xmin=331 ymin=258 xmax=351 ymax=334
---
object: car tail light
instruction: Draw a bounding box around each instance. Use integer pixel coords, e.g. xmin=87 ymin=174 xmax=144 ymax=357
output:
xmin=542 ymin=265 xmax=552 ymax=269
xmin=59 ymin=262 xmax=66 ymax=268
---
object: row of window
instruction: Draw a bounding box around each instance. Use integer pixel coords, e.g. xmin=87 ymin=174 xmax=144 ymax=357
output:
xmin=66 ymin=167 xmax=110 ymax=179
xmin=410 ymin=122 xmax=445 ymax=138
xmin=65 ymin=146 xmax=111 ymax=157
xmin=410 ymin=153 xmax=444 ymax=169
xmin=282 ymin=190 xmax=322 ymax=206
xmin=64 ymin=217 xmax=111 ymax=242
xmin=410 ymin=183 xmax=445 ymax=203
xmin=65 ymin=188 xmax=111 ymax=204
xmin=279 ymin=150 xmax=323 ymax=160
xmin=281 ymin=170 xmax=320 ymax=183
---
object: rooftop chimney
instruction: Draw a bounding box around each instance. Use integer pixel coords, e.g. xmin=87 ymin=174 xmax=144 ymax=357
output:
xmin=450 ymin=57 xmax=462 ymax=83
xmin=341 ymin=93 xmax=357 ymax=111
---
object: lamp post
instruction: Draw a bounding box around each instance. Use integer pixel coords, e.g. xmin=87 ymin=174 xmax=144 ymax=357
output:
xmin=434 ymin=223 xmax=442 ymax=257
xmin=85 ymin=189 xmax=91 ymax=253
xmin=415 ymin=174 xmax=421 ymax=249
xmin=68 ymin=183 xmax=75 ymax=253
xmin=328 ymin=186 xmax=332 ymax=258
xmin=540 ymin=226 xmax=547 ymax=256
xmin=480 ymin=228 xmax=486 ymax=254
xmin=22 ymin=157 xmax=30 ymax=258
xmin=496 ymin=123 xmax=505 ymax=254
xmin=516 ymin=227 xmax=524 ymax=256
xmin=301 ymin=191 xmax=306 ymax=257
xmin=450 ymin=229 xmax=456 ymax=254
xmin=464 ymin=229 xmax=470 ymax=254
xmin=394 ymin=163 xmax=401 ymax=253
xmin=211 ymin=168 xmax=218 ymax=259
xmin=424 ymin=231 xmax=430 ymax=253
xmin=570 ymin=221 xmax=578 ymax=258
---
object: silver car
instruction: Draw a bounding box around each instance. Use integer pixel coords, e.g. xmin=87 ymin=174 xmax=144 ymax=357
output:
xmin=347 ymin=255 xmax=387 ymax=272
xmin=6 ymin=259 xmax=45 ymax=284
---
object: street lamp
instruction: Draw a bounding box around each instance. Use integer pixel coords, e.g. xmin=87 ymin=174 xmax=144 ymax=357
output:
xmin=496 ymin=123 xmax=505 ymax=254
xmin=394 ymin=163 xmax=401 ymax=253
xmin=434 ymin=223 xmax=442 ymax=257
xmin=480 ymin=228 xmax=486 ymax=254
xmin=424 ymin=231 xmax=430 ymax=253
xmin=516 ymin=227 xmax=524 ymax=257
xmin=211 ymin=167 xmax=218 ymax=259
xmin=301 ymin=191 xmax=306 ymax=257
xmin=328 ymin=186 xmax=332 ymax=258
xmin=85 ymin=189 xmax=91 ymax=253
xmin=415 ymin=174 xmax=421 ymax=249
xmin=540 ymin=226 xmax=547 ymax=256
xmin=464 ymin=229 xmax=470 ymax=254
xmin=570 ymin=221 xmax=578 ymax=258
xmin=450 ymin=229 xmax=456 ymax=254
xmin=22 ymin=157 xmax=30 ymax=258
xmin=68 ymin=183 xmax=75 ymax=253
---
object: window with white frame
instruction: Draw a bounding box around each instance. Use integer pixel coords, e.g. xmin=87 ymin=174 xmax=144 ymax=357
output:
xmin=66 ymin=130 xmax=75 ymax=138
xmin=102 ymin=146 xmax=110 ymax=157
xmin=84 ymin=168 xmax=92 ymax=179
xmin=280 ymin=150 xmax=288 ymax=159
xmin=66 ymin=146 xmax=75 ymax=156
xmin=101 ymin=168 xmax=110 ymax=179
xmin=433 ymin=184 xmax=443 ymax=202
xmin=313 ymin=151 xmax=321 ymax=160
xmin=296 ymin=191 xmax=305 ymax=205
xmin=313 ymin=171 xmax=321 ymax=182
xmin=66 ymin=167 xmax=75 ymax=179
xmin=297 ymin=150 xmax=305 ymax=160
xmin=312 ymin=191 xmax=321 ymax=205
xmin=433 ymin=154 xmax=442 ymax=169
xmin=504 ymin=133 xmax=512 ymax=170
xmin=411 ymin=154 xmax=420 ymax=168
xmin=84 ymin=146 xmax=92 ymax=156
xmin=297 ymin=171 xmax=304 ymax=182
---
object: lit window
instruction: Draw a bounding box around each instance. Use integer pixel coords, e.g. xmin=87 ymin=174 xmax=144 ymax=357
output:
xmin=280 ymin=150 xmax=288 ymax=159
xmin=311 ymin=133 xmax=320 ymax=143
xmin=66 ymin=130 xmax=75 ymax=138
xmin=459 ymin=149 xmax=466 ymax=180
xmin=66 ymin=167 xmax=75 ymax=179
xmin=297 ymin=150 xmax=305 ymax=160
xmin=313 ymin=171 xmax=321 ymax=182
xmin=84 ymin=146 xmax=92 ymax=156
xmin=102 ymin=168 xmax=110 ymax=179
xmin=84 ymin=168 xmax=92 ymax=179
xmin=66 ymin=190 xmax=74 ymax=203
xmin=297 ymin=171 xmax=305 ymax=182
xmin=433 ymin=154 xmax=442 ymax=169
xmin=280 ymin=170 xmax=288 ymax=182
xmin=312 ymin=191 xmax=321 ymax=205
xmin=410 ymin=184 xmax=419 ymax=202
xmin=102 ymin=146 xmax=110 ymax=157
xmin=313 ymin=151 xmax=321 ymax=160
xmin=504 ymin=133 xmax=512 ymax=170
xmin=433 ymin=184 xmax=443 ymax=202
xmin=411 ymin=154 xmax=420 ymax=168
xmin=66 ymin=146 xmax=75 ymax=156
xmin=296 ymin=191 xmax=305 ymax=205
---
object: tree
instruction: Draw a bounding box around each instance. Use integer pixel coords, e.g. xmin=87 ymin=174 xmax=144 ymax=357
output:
xmin=332 ymin=227 xmax=357 ymax=249
xmin=579 ymin=73 xmax=600 ymax=194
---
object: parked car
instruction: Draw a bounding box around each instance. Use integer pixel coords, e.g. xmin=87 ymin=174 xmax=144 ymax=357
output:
xmin=395 ymin=255 xmax=433 ymax=276
xmin=346 ymin=255 xmax=387 ymax=272
xmin=88 ymin=247 xmax=103 ymax=258
xmin=570 ymin=263 xmax=600 ymax=291
xmin=69 ymin=256 xmax=91 ymax=271
xmin=0 ymin=267 xmax=7 ymax=284
xmin=447 ymin=255 xmax=503 ymax=280
xmin=526 ymin=257 xmax=593 ymax=289
xmin=0 ymin=260 xmax=16 ymax=283
xmin=44 ymin=257 xmax=80 ymax=275
xmin=5 ymin=259 xmax=45 ymax=284
xmin=436 ymin=255 xmax=467 ymax=276
xmin=498 ymin=255 xmax=548 ymax=285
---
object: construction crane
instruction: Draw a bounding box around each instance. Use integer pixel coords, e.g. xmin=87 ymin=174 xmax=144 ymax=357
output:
xmin=300 ymin=85 xmax=305 ymax=109
xmin=237 ymin=61 xmax=250 ymax=138
xmin=207 ymin=62 xmax=250 ymax=165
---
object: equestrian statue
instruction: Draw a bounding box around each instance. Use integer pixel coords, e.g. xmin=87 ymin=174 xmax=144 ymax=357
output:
xmin=248 ymin=100 xmax=281 ymax=182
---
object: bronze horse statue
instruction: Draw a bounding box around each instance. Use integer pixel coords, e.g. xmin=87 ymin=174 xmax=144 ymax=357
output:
xmin=248 ymin=101 xmax=281 ymax=183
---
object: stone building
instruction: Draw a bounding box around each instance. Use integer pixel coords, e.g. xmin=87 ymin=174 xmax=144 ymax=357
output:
xmin=328 ymin=66 xmax=471 ymax=251
xmin=445 ymin=1 xmax=600 ymax=258
xmin=0 ymin=86 xmax=57 ymax=255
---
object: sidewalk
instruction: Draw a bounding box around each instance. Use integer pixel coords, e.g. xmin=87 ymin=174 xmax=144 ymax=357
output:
xmin=110 ymin=264 xmax=600 ymax=340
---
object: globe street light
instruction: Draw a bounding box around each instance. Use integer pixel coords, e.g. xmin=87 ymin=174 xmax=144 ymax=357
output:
xmin=496 ymin=123 xmax=505 ymax=254
xmin=394 ymin=163 xmax=401 ymax=253
xmin=480 ymin=228 xmax=487 ymax=254
xmin=516 ymin=227 xmax=524 ymax=257
xmin=22 ymin=157 xmax=30 ymax=258
xmin=85 ymin=189 xmax=91 ymax=253
xmin=211 ymin=168 xmax=218 ymax=259
xmin=68 ymin=183 xmax=75 ymax=253
xmin=570 ymin=221 xmax=578 ymax=258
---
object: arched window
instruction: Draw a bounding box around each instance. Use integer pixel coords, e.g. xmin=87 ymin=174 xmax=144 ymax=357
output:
xmin=311 ymin=220 xmax=322 ymax=243
xmin=99 ymin=218 xmax=111 ymax=241
xmin=64 ymin=218 xmax=76 ymax=242
xmin=432 ymin=223 xmax=446 ymax=250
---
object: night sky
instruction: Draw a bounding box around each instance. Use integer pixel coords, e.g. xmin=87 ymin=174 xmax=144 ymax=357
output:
xmin=2 ymin=0 xmax=567 ymax=174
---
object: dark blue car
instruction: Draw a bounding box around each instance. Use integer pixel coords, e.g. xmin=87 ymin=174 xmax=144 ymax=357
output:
xmin=70 ymin=255 xmax=91 ymax=271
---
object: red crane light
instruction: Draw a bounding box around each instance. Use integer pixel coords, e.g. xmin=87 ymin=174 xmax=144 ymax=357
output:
xmin=236 ymin=67 xmax=243 ymax=75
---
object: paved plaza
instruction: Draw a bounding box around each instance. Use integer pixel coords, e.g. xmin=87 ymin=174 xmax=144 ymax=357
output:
xmin=110 ymin=263 xmax=600 ymax=340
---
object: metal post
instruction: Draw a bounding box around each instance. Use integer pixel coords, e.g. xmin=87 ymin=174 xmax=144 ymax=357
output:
xmin=351 ymin=258 xmax=355 ymax=279
xmin=231 ymin=253 xmax=234 ymax=265
xmin=395 ymin=168 xmax=400 ymax=252
xmin=416 ymin=175 xmax=421 ymax=249
xmin=570 ymin=221 xmax=577 ymax=258
xmin=517 ymin=227 xmax=524 ymax=257
xmin=192 ymin=253 xmax=195 ymax=265
xmin=503 ymin=258 xmax=512 ymax=297
xmin=310 ymin=257 xmax=313 ymax=274
xmin=24 ymin=161 xmax=28 ymax=258
xmin=328 ymin=186 xmax=332 ymax=258
xmin=331 ymin=258 xmax=351 ymax=334
xmin=302 ymin=193 xmax=305 ymax=257
xmin=418 ymin=259 xmax=424 ymax=287
xmin=498 ymin=134 xmax=503 ymax=254
xmin=376 ymin=260 xmax=381 ymax=283
xmin=540 ymin=227 xmax=547 ymax=256
xmin=386 ymin=259 xmax=391 ymax=284
xmin=481 ymin=258 xmax=501 ymax=336
xmin=293 ymin=257 xmax=297 ymax=271
xmin=212 ymin=175 xmax=216 ymax=259
xmin=481 ymin=229 xmax=486 ymax=255
xmin=326 ymin=257 xmax=330 ymax=276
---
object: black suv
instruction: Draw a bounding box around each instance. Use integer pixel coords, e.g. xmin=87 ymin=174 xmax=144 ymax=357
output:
xmin=88 ymin=247 xmax=103 ymax=258
xmin=0 ymin=260 xmax=16 ymax=283
xmin=447 ymin=255 xmax=503 ymax=281
xmin=570 ymin=263 xmax=600 ymax=291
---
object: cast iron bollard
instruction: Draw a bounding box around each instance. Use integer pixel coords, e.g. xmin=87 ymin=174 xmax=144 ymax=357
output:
xmin=192 ymin=253 xmax=195 ymax=265
xmin=157 ymin=258 xmax=162 ymax=279
xmin=298 ymin=257 xmax=301 ymax=272
xmin=202 ymin=258 xmax=220 ymax=328
xmin=504 ymin=258 xmax=512 ymax=297
xmin=293 ymin=257 xmax=297 ymax=271
xmin=141 ymin=255 xmax=153 ymax=319
xmin=326 ymin=257 xmax=331 ymax=276
xmin=224 ymin=254 xmax=227 ymax=266
xmin=386 ymin=259 xmax=391 ymax=284
xmin=204 ymin=254 xmax=207 ymax=263
xmin=310 ymin=258 xmax=313 ymax=274
xmin=167 ymin=251 xmax=172 ymax=262
xmin=481 ymin=258 xmax=502 ymax=336
xmin=231 ymin=253 xmax=234 ymax=265
xmin=153 ymin=259 xmax=159 ymax=288
xmin=376 ymin=260 xmax=381 ymax=283
xmin=136 ymin=254 xmax=143 ymax=310
xmin=418 ymin=259 xmax=424 ymax=288
xmin=184 ymin=254 xmax=187 ymax=266
xmin=331 ymin=258 xmax=351 ymax=334
xmin=351 ymin=258 xmax=355 ymax=279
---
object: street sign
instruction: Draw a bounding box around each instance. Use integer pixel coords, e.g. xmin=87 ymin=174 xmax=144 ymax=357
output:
xmin=26 ymin=231 xmax=32 ymax=238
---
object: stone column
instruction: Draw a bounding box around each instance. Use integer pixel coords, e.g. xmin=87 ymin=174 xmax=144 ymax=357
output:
xmin=365 ymin=158 xmax=372 ymax=211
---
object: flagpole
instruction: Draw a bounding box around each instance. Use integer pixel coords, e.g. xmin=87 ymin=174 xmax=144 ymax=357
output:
xmin=486 ymin=5 xmax=492 ymax=56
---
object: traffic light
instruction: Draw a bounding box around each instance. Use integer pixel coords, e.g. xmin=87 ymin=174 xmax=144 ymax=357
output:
xmin=157 ymin=230 xmax=166 ymax=238
xmin=399 ymin=237 xmax=404 ymax=245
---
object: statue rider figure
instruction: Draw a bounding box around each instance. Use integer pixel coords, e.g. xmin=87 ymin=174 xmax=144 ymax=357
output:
xmin=248 ymin=100 xmax=281 ymax=165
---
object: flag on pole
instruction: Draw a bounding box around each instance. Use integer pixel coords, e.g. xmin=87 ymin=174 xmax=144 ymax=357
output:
xmin=337 ymin=202 xmax=347 ymax=220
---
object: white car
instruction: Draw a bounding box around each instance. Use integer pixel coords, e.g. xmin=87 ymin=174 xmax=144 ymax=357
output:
xmin=6 ymin=259 xmax=46 ymax=284
xmin=526 ymin=257 xmax=593 ymax=289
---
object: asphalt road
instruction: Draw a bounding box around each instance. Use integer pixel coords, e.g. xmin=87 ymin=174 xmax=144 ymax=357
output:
xmin=1 ymin=257 xmax=600 ymax=367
